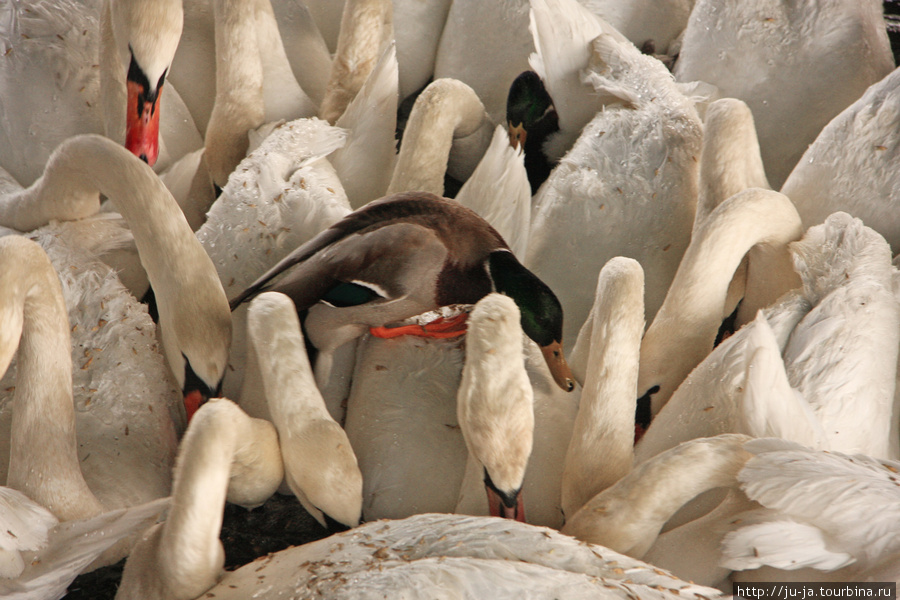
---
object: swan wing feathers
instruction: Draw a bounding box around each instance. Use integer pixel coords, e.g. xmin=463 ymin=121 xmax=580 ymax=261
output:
xmin=455 ymin=126 xmax=530 ymax=258
xmin=0 ymin=497 xmax=169 ymax=600
xmin=0 ymin=224 xmax=180 ymax=508
xmin=0 ymin=488 xmax=58 ymax=555
xmin=720 ymin=512 xmax=855 ymax=572
xmin=784 ymin=213 xmax=899 ymax=457
xmin=738 ymin=313 xmax=827 ymax=449
xmin=734 ymin=439 xmax=900 ymax=565
xmin=210 ymin=514 xmax=722 ymax=598
xmin=197 ymin=118 xmax=351 ymax=300
xmin=331 ymin=43 xmax=399 ymax=209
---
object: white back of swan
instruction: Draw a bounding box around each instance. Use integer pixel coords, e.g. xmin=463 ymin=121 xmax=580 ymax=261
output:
xmin=674 ymin=0 xmax=893 ymax=189
xmin=525 ymin=32 xmax=702 ymax=349
xmin=198 ymin=513 xmax=724 ymax=599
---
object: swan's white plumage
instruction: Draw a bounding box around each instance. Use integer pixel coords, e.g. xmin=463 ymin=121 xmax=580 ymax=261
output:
xmin=199 ymin=513 xmax=724 ymax=599
xmin=636 ymin=212 xmax=899 ymax=462
xmin=722 ymin=438 xmax=900 ymax=579
xmin=454 ymin=125 xmax=531 ymax=258
xmin=782 ymin=67 xmax=900 ymax=253
xmin=674 ymin=0 xmax=894 ymax=189
xmin=525 ymin=32 xmax=702 ymax=348
xmin=329 ymin=43 xmax=399 ymax=209
xmin=0 ymin=497 xmax=168 ymax=600
xmin=0 ymin=488 xmax=57 ymax=579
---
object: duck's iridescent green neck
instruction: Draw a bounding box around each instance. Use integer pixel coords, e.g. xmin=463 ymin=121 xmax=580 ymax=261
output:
xmin=487 ymin=250 xmax=563 ymax=347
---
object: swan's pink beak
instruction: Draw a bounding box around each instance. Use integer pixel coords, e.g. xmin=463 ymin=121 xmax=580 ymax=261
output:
xmin=126 ymin=80 xmax=162 ymax=166
xmin=487 ymin=486 xmax=526 ymax=522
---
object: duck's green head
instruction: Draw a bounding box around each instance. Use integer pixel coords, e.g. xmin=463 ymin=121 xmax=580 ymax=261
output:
xmin=506 ymin=71 xmax=556 ymax=150
xmin=487 ymin=250 xmax=574 ymax=392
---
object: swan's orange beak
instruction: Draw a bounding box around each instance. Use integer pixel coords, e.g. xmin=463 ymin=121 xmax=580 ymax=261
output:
xmin=126 ymin=79 xmax=162 ymax=166
xmin=487 ymin=485 xmax=526 ymax=522
xmin=184 ymin=390 xmax=205 ymax=422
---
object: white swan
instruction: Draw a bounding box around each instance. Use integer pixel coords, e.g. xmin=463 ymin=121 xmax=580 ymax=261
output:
xmin=453 ymin=124 xmax=531 ymax=257
xmin=387 ymin=77 xmax=495 ymax=196
xmin=0 ymin=0 xmax=198 ymax=185
xmin=781 ymin=67 xmax=900 ymax=253
xmin=0 ymin=235 xmax=173 ymax=573
xmin=561 ymin=257 xmax=644 ymax=519
xmin=317 ymin=0 xmax=393 ymax=125
xmin=1 ymin=494 xmax=169 ymax=599
xmin=242 ymin=292 xmax=363 ymax=528
xmin=0 ymin=134 xmax=232 ymax=419
xmin=115 ymin=398 xmax=282 ymax=600
xmin=454 ymin=294 xmax=533 ymax=521
xmin=636 ymin=188 xmax=802 ymax=414
xmin=157 ymin=512 xmax=724 ymax=599
xmin=723 ymin=438 xmax=900 ymax=582
xmin=674 ymin=0 xmax=894 ymax=189
xmin=562 ymin=434 xmax=752 ymax=557
xmin=635 ymin=212 xmax=899 ymax=462
xmin=524 ymin=30 xmax=702 ymax=349
xmin=197 ymin=118 xmax=351 ymax=401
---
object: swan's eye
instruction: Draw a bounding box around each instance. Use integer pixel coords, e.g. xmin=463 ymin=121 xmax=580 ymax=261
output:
xmin=553 ymin=350 xmax=560 ymax=358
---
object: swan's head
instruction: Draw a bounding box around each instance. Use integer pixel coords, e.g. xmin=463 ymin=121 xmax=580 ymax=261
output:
xmin=157 ymin=279 xmax=232 ymax=422
xmin=115 ymin=0 xmax=183 ymax=165
xmin=487 ymin=250 xmax=574 ymax=392
xmin=458 ymin=294 xmax=535 ymax=522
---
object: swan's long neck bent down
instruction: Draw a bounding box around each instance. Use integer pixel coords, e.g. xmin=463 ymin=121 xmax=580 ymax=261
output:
xmin=0 ymin=134 xmax=232 ymax=413
xmin=387 ymin=78 xmax=493 ymax=196
xmin=562 ymin=434 xmax=752 ymax=558
xmin=561 ymin=257 xmax=644 ymax=519
xmin=0 ymin=237 xmax=104 ymax=521
xmin=637 ymin=189 xmax=802 ymax=414
xmin=117 ymin=398 xmax=281 ymax=600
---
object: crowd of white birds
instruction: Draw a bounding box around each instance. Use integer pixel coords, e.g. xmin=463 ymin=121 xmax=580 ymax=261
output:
xmin=1 ymin=0 xmax=900 ymax=598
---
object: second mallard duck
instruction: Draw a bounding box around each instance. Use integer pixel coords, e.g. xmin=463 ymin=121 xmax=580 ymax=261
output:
xmin=229 ymin=191 xmax=575 ymax=392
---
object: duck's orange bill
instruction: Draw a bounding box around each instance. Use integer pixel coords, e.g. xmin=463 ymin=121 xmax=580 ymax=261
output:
xmin=369 ymin=312 xmax=469 ymax=339
xmin=125 ymin=80 xmax=162 ymax=166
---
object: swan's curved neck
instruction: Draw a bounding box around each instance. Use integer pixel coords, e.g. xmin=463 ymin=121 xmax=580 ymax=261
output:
xmin=319 ymin=0 xmax=393 ymax=124
xmin=387 ymin=79 xmax=492 ymax=196
xmin=157 ymin=399 xmax=276 ymax=596
xmin=0 ymin=238 xmax=103 ymax=521
xmin=561 ymin=258 xmax=644 ymax=518
xmin=638 ymin=189 xmax=802 ymax=410
xmin=695 ymin=98 xmax=769 ymax=228
xmin=562 ymin=434 xmax=751 ymax=558
xmin=205 ymin=0 xmax=266 ymax=187
xmin=0 ymin=134 xmax=231 ymax=393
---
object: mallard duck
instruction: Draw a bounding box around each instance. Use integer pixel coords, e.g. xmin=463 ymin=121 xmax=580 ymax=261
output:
xmin=229 ymin=192 xmax=575 ymax=392
xmin=506 ymin=70 xmax=560 ymax=195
